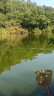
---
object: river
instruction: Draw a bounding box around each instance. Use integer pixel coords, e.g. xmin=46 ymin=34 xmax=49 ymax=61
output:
xmin=0 ymin=33 xmax=54 ymax=96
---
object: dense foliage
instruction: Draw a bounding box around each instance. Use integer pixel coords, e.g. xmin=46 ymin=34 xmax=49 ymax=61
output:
xmin=0 ymin=0 xmax=54 ymax=32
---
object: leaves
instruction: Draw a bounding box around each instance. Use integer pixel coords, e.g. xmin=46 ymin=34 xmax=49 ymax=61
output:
xmin=0 ymin=0 xmax=54 ymax=31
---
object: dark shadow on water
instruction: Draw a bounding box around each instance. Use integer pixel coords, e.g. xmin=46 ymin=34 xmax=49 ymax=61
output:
xmin=10 ymin=83 xmax=54 ymax=96
xmin=0 ymin=92 xmax=4 ymax=96
xmin=11 ymin=87 xmax=48 ymax=96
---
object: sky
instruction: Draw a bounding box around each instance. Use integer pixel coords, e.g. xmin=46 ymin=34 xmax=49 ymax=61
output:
xmin=30 ymin=0 xmax=54 ymax=8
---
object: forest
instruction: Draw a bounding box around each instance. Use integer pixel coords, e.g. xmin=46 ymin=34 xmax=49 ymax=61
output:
xmin=0 ymin=0 xmax=54 ymax=34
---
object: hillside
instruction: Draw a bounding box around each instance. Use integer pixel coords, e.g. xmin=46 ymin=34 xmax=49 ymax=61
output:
xmin=0 ymin=0 xmax=54 ymax=34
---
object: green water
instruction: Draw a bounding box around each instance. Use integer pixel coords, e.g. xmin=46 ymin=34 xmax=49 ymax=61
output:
xmin=0 ymin=33 xmax=54 ymax=96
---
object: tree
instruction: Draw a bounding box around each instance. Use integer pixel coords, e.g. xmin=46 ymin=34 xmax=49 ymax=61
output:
xmin=0 ymin=2 xmax=4 ymax=13
xmin=27 ymin=0 xmax=30 ymax=2
xmin=37 ymin=15 xmax=51 ymax=29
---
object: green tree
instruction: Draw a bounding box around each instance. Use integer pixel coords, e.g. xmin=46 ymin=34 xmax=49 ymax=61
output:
xmin=27 ymin=0 xmax=30 ymax=2
xmin=0 ymin=2 xmax=4 ymax=13
xmin=37 ymin=15 xmax=51 ymax=29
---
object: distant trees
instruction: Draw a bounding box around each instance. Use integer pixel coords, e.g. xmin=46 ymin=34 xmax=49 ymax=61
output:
xmin=0 ymin=13 xmax=5 ymax=27
xmin=27 ymin=0 xmax=30 ymax=2
xmin=36 ymin=15 xmax=51 ymax=29
xmin=0 ymin=2 xmax=4 ymax=13
xmin=0 ymin=0 xmax=54 ymax=31
xmin=21 ymin=11 xmax=37 ymax=30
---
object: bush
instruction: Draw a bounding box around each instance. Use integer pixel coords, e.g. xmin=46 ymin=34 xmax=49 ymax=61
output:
xmin=33 ymin=28 xmax=42 ymax=34
xmin=0 ymin=13 xmax=6 ymax=27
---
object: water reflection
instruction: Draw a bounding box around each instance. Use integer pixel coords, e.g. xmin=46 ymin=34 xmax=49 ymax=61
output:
xmin=0 ymin=33 xmax=54 ymax=74
xmin=0 ymin=33 xmax=54 ymax=96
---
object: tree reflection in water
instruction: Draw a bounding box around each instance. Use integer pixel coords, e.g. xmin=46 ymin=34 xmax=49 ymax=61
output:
xmin=0 ymin=33 xmax=54 ymax=74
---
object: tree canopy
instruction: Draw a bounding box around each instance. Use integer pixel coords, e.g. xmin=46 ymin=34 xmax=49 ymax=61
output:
xmin=0 ymin=0 xmax=54 ymax=32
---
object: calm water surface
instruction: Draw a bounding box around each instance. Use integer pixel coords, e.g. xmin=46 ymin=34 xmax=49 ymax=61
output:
xmin=0 ymin=33 xmax=54 ymax=96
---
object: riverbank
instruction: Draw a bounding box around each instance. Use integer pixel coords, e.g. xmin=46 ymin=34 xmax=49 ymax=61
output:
xmin=0 ymin=0 xmax=54 ymax=36
xmin=0 ymin=26 xmax=54 ymax=41
xmin=0 ymin=18 xmax=54 ymax=40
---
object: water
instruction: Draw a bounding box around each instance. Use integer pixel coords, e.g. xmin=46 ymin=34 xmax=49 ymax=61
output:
xmin=0 ymin=33 xmax=54 ymax=96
